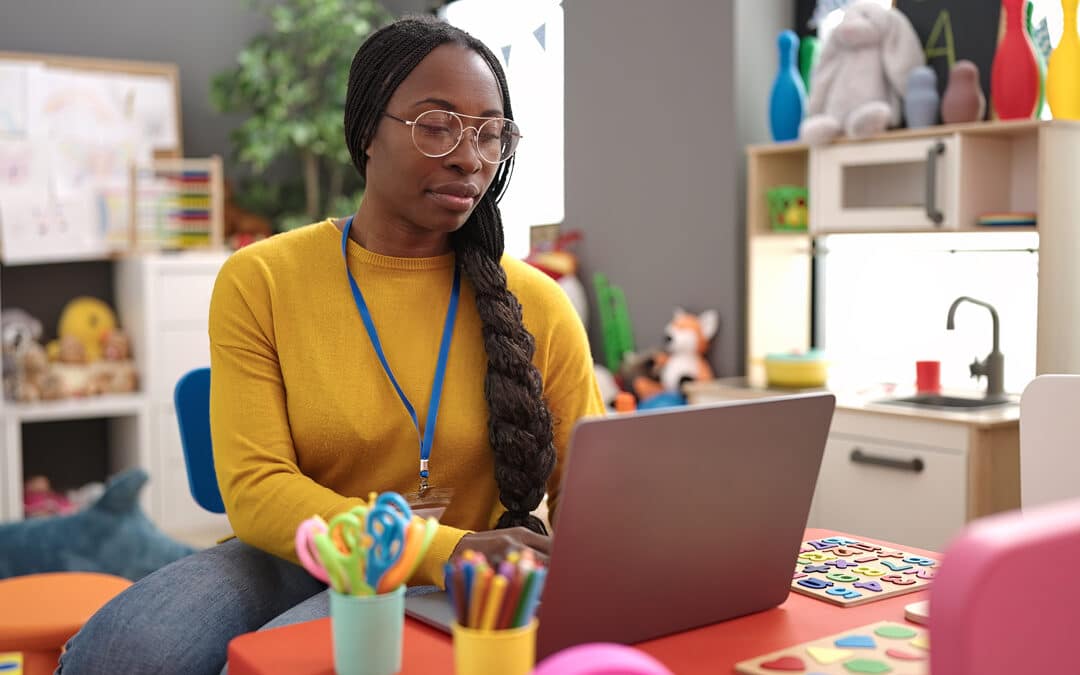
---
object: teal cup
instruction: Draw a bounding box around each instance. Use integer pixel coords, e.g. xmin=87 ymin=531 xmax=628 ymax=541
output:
xmin=328 ymin=585 xmax=406 ymax=675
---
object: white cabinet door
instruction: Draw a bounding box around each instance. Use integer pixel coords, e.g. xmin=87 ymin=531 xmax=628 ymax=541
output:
xmin=155 ymin=407 xmax=230 ymax=536
xmin=808 ymin=433 xmax=966 ymax=551
xmin=810 ymin=136 xmax=958 ymax=232
xmin=154 ymin=327 xmax=212 ymax=402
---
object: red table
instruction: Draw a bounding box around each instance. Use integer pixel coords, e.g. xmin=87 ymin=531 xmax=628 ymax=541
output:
xmin=228 ymin=528 xmax=936 ymax=674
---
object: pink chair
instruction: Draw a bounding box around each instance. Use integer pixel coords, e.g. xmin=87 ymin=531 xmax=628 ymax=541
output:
xmin=930 ymin=496 xmax=1080 ymax=674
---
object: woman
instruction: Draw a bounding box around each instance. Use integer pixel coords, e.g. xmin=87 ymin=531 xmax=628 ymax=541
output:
xmin=58 ymin=14 xmax=603 ymax=675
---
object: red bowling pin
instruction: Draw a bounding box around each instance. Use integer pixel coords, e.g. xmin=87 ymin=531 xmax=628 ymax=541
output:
xmin=991 ymin=0 xmax=1041 ymax=119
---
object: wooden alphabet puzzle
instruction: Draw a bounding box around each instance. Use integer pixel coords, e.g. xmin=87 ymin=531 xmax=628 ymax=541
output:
xmin=792 ymin=536 xmax=936 ymax=607
xmin=735 ymin=621 xmax=929 ymax=674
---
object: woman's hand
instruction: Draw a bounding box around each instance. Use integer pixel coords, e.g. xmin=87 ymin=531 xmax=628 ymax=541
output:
xmin=452 ymin=527 xmax=551 ymax=564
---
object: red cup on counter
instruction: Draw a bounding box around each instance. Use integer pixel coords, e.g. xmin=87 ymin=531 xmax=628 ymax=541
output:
xmin=916 ymin=360 xmax=941 ymax=393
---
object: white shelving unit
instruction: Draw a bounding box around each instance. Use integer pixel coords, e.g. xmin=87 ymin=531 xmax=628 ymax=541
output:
xmin=6 ymin=393 xmax=147 ymax=422
xmin=0 ymin=251 xmax=229 ymax=538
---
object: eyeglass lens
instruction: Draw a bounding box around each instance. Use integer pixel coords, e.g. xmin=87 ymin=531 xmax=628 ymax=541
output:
xmin=411 ymin=110 xmax=520 ymax=163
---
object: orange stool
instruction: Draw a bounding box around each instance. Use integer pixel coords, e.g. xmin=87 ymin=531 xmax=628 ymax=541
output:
xmin=0 ymin=572 xmax=132 ymax=675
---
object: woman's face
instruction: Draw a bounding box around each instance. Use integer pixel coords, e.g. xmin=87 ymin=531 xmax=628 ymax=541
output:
xmin=364 ymin=43 xmax=504 ymax=235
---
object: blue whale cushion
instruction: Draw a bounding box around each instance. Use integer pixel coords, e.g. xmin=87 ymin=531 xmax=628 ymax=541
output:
xmin=0 ymin=467 xmax=196 ymax=580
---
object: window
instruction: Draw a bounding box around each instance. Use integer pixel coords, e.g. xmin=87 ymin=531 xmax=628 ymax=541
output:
xmin=440 ymin=0 xmax=564 ymax=259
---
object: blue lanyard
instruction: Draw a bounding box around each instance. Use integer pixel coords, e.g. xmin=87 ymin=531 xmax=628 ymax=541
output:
xmin=341 ymin=216 xmax=460 ymax=492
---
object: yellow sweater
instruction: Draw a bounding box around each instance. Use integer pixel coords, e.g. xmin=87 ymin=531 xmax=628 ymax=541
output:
xmin=208 ymin=219 xmax=605 ymax=587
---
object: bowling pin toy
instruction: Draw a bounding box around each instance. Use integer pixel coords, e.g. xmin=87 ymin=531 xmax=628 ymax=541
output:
xmin=991 ymin=0 xmax=1041 ymax=119
xmin=1047 ymin=0 xmax=1080 ymax=119
xmin=769 ymin=30 xmax=807 ymax=142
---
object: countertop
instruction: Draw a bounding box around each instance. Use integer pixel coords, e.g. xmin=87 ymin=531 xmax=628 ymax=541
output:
xmin=684 ymin=377 xmax=1020 ymax=429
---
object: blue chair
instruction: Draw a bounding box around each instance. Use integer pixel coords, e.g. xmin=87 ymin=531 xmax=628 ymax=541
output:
xmin=173 ymin=367 xmax=226 ymax=514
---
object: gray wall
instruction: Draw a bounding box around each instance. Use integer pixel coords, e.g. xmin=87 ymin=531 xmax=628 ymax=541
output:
xmin=565 ymin=0 xmax=793 ymax=377
xmin=735 ymin=1 xmax=797 ymax=359
xmin=0 ymin=0 xmax=431 ymax=163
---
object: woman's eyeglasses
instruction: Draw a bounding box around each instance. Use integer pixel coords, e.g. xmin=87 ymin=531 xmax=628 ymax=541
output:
xmin=384 ymin=110 xmax=521 ymax=164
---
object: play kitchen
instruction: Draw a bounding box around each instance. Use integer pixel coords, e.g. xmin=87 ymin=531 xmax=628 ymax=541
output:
xmin=724 ymin=119 xmax=1080 ymax=551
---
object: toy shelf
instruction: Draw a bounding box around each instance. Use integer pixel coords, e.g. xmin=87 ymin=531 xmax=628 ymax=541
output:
xmin=5 ymin=393 xmax=147 ymax=423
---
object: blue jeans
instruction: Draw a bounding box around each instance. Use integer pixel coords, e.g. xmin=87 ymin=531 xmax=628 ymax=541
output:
xmin=57 ymin=538 xmax=410 ymax=675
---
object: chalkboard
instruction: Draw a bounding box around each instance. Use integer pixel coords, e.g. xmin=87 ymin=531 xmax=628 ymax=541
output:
xmin=895 ymin=0 xmax=1002 ymax=120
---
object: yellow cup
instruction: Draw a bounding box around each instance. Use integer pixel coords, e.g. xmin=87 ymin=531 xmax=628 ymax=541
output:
xmin=451 ymin=620 xmax=537 ymax=675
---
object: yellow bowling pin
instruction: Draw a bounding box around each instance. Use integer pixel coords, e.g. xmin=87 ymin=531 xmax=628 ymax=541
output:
xmin=1048 ymin=0 xmax=1080 ymax=119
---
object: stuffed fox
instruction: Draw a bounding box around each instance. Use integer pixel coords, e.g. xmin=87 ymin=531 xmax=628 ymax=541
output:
xmin=632 ymin=308 xmax=719 ymax=400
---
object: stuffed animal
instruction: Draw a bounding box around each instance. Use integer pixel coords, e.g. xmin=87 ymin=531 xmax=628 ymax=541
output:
xmin=224 ymin=180 xmax=274 ymax=249
xmin=1 ymin=307 xmax=43 ymax=400
xmin=47 ymin=296 xmax=118 ymax=363
xmin=12 ymin=334 xmax=63 ymax=402
xmin=23 ymin=475 xmax=76 ymax=518
xmin=799 ymin=1 xmax=924 ymax=144
xmin=525 ymin=230 xmax=588 ymax=325
xmin=88 ymin=329 xmax=139 ymax=394
xmin=625 ymin=308 xmax=719 ymax=401
xmin=0 ymin=468 xmax=196 ymax=581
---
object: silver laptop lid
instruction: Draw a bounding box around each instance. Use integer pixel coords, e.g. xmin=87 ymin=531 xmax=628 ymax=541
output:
xmin=535 ymin=393 xmax=834 ymax=657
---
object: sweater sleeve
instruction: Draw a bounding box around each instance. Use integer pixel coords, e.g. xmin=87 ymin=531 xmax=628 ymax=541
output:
xmin=208 ymin=252 xmax=466 ymax=587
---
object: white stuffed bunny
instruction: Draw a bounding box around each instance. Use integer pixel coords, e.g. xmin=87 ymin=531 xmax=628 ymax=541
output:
xmin=800 ymin=1 xmax=925 ymax=145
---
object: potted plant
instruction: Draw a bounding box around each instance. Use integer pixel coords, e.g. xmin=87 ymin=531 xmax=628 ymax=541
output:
xmin=211 ymin=0 xmax=391 ymax=231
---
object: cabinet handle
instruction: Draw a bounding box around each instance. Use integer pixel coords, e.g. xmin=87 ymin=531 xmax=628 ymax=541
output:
xmin=924 ymin=141 xmax=946 ymax=225
xmin=849 ymin=447 xmax=925 ymax=473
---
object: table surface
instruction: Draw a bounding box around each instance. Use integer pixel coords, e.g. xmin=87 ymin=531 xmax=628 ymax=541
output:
xmin=228 ymin=528 xmax=936 ymax=675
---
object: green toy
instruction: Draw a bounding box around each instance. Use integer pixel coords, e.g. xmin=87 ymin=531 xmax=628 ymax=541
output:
xmin=593 ymin=273 xmax=635 ymax=373
xmin=799 ymin=35 xmax=820 ymax=94
xmin=1026 ymin=0 xmax=1046 ymax=118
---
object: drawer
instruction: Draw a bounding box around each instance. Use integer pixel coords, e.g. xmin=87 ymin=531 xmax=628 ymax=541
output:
xmin=810 ymin=136 xmax=959 ymax=232
xmin=154 ymin=327 xmax=211 ymax=401
xmin=808 ymin=434 xmax=965 ymax=551
xmin=156 ymin=271 xmax=219 ymax=324
xmin=831 ymin=409 xmax=968 ymax=452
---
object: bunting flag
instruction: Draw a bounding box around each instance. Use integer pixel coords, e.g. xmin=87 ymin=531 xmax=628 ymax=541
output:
xmin=498 ymin=19 xmax=549 ymax=66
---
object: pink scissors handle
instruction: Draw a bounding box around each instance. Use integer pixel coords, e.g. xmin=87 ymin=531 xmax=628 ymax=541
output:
xmin=295 ymin=516 xmax=330 ymax=584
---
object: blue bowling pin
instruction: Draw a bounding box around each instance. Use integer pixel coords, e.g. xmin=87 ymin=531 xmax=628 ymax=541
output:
xmin=769 ymin=30 xmax=807 ymax=142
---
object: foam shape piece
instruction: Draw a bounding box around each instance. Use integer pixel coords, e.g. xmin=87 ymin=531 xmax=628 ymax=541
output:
xmin=758 ymin=656 xmax=805 ymax=671
xmin=806 ymin=646 xmax=851 ymax=664
xmin=834 ymin=635 xmax=875 ymax=649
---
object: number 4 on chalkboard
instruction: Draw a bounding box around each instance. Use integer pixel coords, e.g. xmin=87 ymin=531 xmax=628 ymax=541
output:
xmin=926 ymin=10 xmax=956 ymax=69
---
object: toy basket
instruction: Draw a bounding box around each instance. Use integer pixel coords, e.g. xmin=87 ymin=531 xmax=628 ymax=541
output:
xmin=765 ymin=185 xmax=809 ymax=232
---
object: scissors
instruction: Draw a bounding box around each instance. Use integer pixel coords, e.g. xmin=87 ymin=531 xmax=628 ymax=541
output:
xmin=364 ymin=493 xmax=411 ymax=590
xmin=294 ymin=515 xmax=330 ymax=584
xmin=376 ymin=514 xmax=440 ymax=592
xmin=317 ymin=510 xmax=375 ymax=595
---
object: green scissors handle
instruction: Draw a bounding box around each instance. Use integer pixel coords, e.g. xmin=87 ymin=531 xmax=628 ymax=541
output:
xmin=317 ymin=512 xmax=375 ymax=595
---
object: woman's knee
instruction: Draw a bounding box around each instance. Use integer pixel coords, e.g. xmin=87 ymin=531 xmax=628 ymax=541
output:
xmin=58 ymin=576 xmax=230 ymax=675
xmin=58 ymin=539 xmax=321 ymax=675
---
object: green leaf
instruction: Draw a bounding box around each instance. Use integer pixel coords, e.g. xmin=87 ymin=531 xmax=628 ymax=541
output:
xmin=209 ymin=0 xmax=388 ymax=219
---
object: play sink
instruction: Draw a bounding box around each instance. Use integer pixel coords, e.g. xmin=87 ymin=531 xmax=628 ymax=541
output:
xmin=876 ymin=394 xmax=1016 ymax=410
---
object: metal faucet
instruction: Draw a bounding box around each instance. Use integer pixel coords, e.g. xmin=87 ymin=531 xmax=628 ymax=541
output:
xmin=946 ymin=296 xmax=1004 ymax=399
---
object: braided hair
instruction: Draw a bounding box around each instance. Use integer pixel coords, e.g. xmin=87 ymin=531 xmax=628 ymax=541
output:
xmin=344 ymin=15 xmax=555 ymax=534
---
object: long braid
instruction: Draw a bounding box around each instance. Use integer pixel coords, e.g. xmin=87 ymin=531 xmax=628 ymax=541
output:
xmin=344 ymin=16 xmax=556 ymax=534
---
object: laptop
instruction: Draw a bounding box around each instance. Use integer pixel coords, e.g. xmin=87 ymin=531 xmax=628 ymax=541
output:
xmin=405 ymin=392 xmax=835 ymax=658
